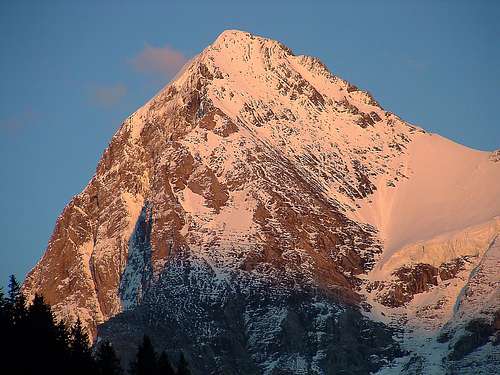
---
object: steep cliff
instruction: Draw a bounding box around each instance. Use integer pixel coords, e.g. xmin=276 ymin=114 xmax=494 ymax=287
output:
xmin=23 ymin=30 xmax=500 ymax=374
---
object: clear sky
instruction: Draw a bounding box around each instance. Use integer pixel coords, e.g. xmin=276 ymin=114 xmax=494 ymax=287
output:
xmin=0 ymin=0 xmax=499 ymax=288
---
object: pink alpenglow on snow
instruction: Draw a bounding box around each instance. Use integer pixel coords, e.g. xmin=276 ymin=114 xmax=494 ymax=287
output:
xmin=23 ymin=30 xmax=500 ymax=375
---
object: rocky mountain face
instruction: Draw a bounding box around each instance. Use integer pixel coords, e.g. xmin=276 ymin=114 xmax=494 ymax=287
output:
xmin=23 ymin=30 xmax=500 ymax=374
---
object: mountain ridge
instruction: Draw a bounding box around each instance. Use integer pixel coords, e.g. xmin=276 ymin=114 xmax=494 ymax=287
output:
xmin=23 ymin=30 xmax=500 ymax=374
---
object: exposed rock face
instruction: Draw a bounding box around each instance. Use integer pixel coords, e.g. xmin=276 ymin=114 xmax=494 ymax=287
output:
xmin=100 ymin=259 xmax=403 ymax=374
xmin=369 ymin=225 xmax=500 ymax=374
xmin=370 ymin=263 xmax=439 ymax=308
xmin=370 ymin=256 xmax=473 ymax=308
xmin=22 ymin=30 xmax=500 ymax=374
xmin=490 ymin=149 xmax=500 ymax=162
xmin=448 ymin=318 xmax=497 ymax=361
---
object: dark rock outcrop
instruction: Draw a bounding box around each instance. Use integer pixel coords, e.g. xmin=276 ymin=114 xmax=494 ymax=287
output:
xmin=374 ymin=263 xmax=439 ymax=307
xmin=100 ymin=257 xmax=403 ymax=374
xmin=448 ymin=317 xmax=497 ymax=361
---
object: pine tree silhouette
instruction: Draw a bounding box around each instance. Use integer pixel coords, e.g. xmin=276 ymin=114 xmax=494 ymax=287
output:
xmin=4 ymin=275 xmax=28 ymax=374
xmin=130 ymin=335 xmax=157 ymax=375
xmin=96 ymin=340 xmax=124 ymax=375
xmin=69 ymin=317 xmax=96 ymax=375
xmin=176 ymin=353 xmax=191 ymax=375
xmin=54 ymin=319 xmax=71 ymax=374
xmin=27 ymin=294 xmax=57 ymax=373
xmin=7 ymin=275 xmax=27 ymax=324
xmin=0 ymin=275 xmax=193 ymax=375
xmin=156 ymin=351 xmax=175 ymax=375
xmin=7 ymin=274 xmax=20 ymax=302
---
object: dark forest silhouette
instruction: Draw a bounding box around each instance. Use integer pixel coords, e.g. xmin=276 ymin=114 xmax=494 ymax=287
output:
xmin=0 ymin=275 xmax=190 ymax=375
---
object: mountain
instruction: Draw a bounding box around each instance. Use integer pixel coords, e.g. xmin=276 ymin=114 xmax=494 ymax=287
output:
xmin=23 ymin=30 xmax=500 ymax=374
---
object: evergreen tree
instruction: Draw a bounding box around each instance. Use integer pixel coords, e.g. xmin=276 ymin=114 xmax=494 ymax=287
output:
xmin=176 ymin=353 xmax=191 ymax=375
xmin=129 ymin=335 xmax=157 ymax=375
xmin=96 ymin=340 xmax=123 ymax=375
xmin=27 ymin=294 xmax=57 ymax=338
xmin=27 ymin=294 xmax=56 ymax=372
xmin=0 ymin=277 xmax=73 ymax=375
xmin=7 ymin=274 xmax=27 ymax=324
xmin=156 ymin=351 xmax=175 ymax=375
xmin=7 ymin=274 xmax=21 ymax=303
xmin=54 ymin=319 xmax=71 ymax=364
xmin=4 ymin=275 xmax=28 ymax=374
xmin=0 ymin=275 xmax=192 ymax=375
xmin=26 ymin=294 xmax=69 ymax=375
xmin=69 ymin=317 xmax=96 ymax=375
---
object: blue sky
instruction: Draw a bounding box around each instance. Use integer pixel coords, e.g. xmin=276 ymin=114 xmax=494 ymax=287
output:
xmin=0 ymin=0 xmax=499 ymax=288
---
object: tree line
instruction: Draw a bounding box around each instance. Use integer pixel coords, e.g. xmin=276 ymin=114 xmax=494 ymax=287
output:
xmin=0 ymin=275 xmax=191 ymax=375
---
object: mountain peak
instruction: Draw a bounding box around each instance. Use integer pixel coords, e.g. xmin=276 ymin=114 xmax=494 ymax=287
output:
xmin=213 ymin=29 xmax=252 ymax=42
xmin=207 ymin=29 xmax=293 ymax=62
xmin=23 ymin=30 xmax=500 ymax=374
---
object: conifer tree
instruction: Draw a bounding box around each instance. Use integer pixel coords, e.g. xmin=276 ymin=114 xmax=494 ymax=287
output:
xmin=156 ymin=351 xmax=175 ymax=375
xmin=69 ymin=317 xmax=96 ymax=375
xmin=7 ymin=274 xmax=27 ymax=324
xmin=1 ymin=275 xmax=194 ymax=375
xmin=27 ymin=294 xmax=56 ymax=373
xmin=176 ymin=353 xmax=191 ymax=375
xmin=0 ymin=277 xmax=73 ymax=374
xmin=7 ymin=274 xmax=21 ymax=303
xmin=5 ymin=275 xmax=28 ymax=374
xmin=28 ymin=294 xmax=57 ymax=337
xmin=129 ymin=335 xmax=157 ymax=375
xmin=96 ymin=340 xmax=124 ymax=375
xmin=53 ymin=318 xmax=71 ymax=374
xmin=25 ymin=294 xmax=70 ymax=374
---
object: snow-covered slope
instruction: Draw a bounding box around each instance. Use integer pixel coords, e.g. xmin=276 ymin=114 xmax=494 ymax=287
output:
xmin=365 ymin=219 xmax=499 ymax=374
xmin=357 ymin=133 xmax=500 ymax=259
xmin=22 ymin=30 xmax=500 ymax=374
xmin=352 ymin=122 xmax=500 ymax=373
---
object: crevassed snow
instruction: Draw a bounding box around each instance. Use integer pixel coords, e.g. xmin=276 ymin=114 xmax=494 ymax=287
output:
xmin=452 ymin=234 xmax=500 ymax=328
xmin=365 ymin=222 xmax=499 ymax=374
xmin=371 ymin=217 xmax=499 ymax=280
